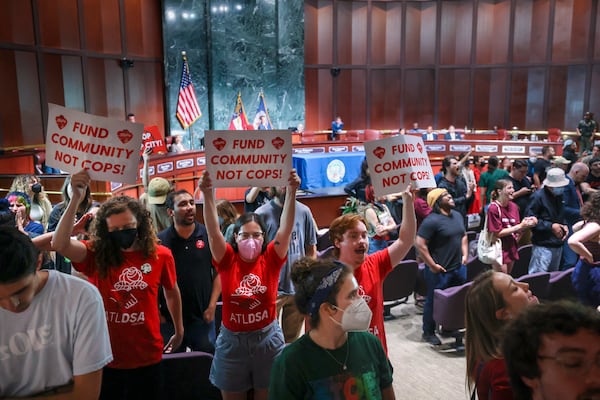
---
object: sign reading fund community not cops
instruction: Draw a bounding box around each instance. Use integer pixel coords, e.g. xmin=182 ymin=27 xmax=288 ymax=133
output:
xmin=205 ymin=130 xmax=292 ymax=187
xmin=364 ymin=135 xmax=436 ymax=196
xmin=45 ymin=104 xmax=144 ymax=184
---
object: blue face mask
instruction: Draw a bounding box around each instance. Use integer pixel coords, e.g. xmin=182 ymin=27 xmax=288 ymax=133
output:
xmin=551 ymin=187 xmax=565 ymax=196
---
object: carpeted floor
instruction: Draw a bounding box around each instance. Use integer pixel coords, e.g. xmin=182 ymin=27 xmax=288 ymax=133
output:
xmin=384 ymin=300 xmax=469 ymax=399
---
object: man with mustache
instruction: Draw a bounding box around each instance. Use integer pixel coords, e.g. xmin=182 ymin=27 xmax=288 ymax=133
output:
xmin=503 ymin=301 xmax=600 ymax=400
xmin=158 ymin=190 xmax=222 ymax=353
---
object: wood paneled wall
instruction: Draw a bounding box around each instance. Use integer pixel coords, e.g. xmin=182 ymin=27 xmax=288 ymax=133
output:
xmin=304 ymin=0 xmax=600 ymax=132
xmin=0 ymin=0 xmax=164 ymax=149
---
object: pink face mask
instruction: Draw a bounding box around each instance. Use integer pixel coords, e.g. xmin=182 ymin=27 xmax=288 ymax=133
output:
xmin=237 ymin=238 xmax=262 ymax=260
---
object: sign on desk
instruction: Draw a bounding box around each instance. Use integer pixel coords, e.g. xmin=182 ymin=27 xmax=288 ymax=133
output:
xmin=364 ymin=135 xmax=436 ymax=196
xmin=205 ymin=130 xmax=292 ymax=187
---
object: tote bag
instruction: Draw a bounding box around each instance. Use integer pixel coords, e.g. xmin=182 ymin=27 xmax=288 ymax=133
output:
xmin=477 ymin=203 xmax=503 ymax=266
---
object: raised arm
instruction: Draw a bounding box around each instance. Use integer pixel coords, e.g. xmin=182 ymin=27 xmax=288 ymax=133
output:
xmin=273 ymin=169 xmax=301 ymax=259
xmin=141 ymin=147 xmax=152 ymax=192
xmin=388 ymin=187 xmax=416 ymax=267
xmin=198 ymin=171 xmax=228 ymax=262
xmin=568 ymin=221 xmax=600 ymax=264
xmin=50 ymin=171 xmax=90 ymax=263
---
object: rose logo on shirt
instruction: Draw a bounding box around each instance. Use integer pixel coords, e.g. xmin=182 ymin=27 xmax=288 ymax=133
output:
xmin=357 ymin=285 xmax=372 ymax=304
xmin=113 ymin=267 xmax=148 ymax=292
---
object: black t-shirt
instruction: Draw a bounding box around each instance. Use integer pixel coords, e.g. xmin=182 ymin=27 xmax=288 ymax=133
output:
xmin=417 ymin=210 xmax=466 ymax=271
xmin=533 ymin=159 xmax=552 ymax=183
xmin=158 ymin=222 xmax=215 ymax=323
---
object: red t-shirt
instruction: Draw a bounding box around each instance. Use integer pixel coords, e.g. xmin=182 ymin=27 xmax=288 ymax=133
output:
xmin=487 ymin=201 xmax=521 ymax=264
xmin=476 ymin=358 xmax=514 ymax=400
xmin=73 ymin=242 xmax=177 ymax=369
xmin=215 ymin=241 xmax=286 ymax=332
xmin=354 ymin=249 xmax=392 ymax=353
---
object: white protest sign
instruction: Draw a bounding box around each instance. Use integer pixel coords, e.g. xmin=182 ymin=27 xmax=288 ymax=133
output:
xmin=205 ymin=130 xmax=292 ymax=187
xmin=45 ymin=104 xmax=144 ymax=184
xmin=364 ymin=135 xmax=436 ymax=196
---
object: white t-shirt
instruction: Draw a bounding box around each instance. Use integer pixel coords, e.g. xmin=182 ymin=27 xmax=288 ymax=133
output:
xmin=0 ymin=270 xmax=113 ymax=397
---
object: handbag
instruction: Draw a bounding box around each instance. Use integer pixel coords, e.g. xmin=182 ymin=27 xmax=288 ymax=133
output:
xmin=477 ymin=203 xmax=503 ymax=266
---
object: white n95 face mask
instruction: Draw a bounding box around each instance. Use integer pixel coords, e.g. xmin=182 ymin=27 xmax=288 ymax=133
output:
xmin=330 ymin=297 xmax=373 ymax=332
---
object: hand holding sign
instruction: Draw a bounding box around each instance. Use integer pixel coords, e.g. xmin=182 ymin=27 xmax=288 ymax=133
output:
xmin=364 ymin=135 xmax=436 ymax=197
xmin=69 ymin=170 xmax=91 ymax=207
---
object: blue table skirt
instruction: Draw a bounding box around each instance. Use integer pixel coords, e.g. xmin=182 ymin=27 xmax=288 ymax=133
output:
xmin=293 ymin=152 xmax=365 ymax=190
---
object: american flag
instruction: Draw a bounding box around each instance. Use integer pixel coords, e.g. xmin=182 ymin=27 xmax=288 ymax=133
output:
xmin=176 ymin=53 xmax=201 ymax=129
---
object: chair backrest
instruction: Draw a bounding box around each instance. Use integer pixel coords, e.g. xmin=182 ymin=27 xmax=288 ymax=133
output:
xmin=383 ymin=260 xmax=419 ymax=302
xmin=516 ymin=271 xmax=551 ymax=301
xmin=548 ymin=267 xmax=577 ymax=301
xmin=161 ymin=352 xmax=222 ymax=400
xmin=466 ymin=256 xmax=491 ymax=282
xmin=403 ymin=245 xmax=417 ymax=261
xmin=317 ymin=245 xmax=335 ymax=260
xmin=317 ymin=228 xmax=332 ymax=251
xmin=433 ymin=281 xmax=473 ymax=331
xmin=511 ymin=245 xmax=533 ymax=278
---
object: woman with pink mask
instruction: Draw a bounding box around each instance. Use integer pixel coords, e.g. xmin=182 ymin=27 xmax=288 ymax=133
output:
xmin=198 ymin=169 xmax=300 ymax=400
xmin=465 ymin=270 xmax=539 ymax=400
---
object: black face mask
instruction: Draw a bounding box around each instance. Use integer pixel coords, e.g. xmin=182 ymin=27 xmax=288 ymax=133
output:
xmin=108 ymin=228 xmax=137 ymax=249
xmin=31 ymin=183 xmax=42 ymax=193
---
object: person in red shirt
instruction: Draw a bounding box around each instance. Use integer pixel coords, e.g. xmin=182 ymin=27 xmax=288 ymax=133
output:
xmin=198 ymin=169 xmax=300 ymax=400
xmin=465 ymin=270 xmax=539 ymax=400
xmin=328 ymin=185 xmax=416 ymax=353
xmin=51 ymin=170 xmax=184 ymax=400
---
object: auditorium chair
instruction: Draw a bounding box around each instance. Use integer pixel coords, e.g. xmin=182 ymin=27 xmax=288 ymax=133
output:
xmin=548 ymin=267 xmax=577 ymax=301
xmin=516 ymin=271 xmax=551 ymax=301
xmin=547 ymin=128 xmax=561 ymax=142
xmin=511 ymin=245 xmax=533 ymax=279
xmin=432 ymin=281 xmax=473 ymax=352
xmin=382 ymin=260 xmax=418 ymax=320
xmin=317 ymin=245 xmax=335 ymax=260
xmin=466 ymin=256 xmax=491 ymax=282
xmin=161 ymin=352 xmax=222 ymax=400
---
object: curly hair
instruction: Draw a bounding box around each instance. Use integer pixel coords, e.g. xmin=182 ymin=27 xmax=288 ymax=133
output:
xmin=291 ymin=257 xmax=352 ymax=328
xmin=90 ymin=196 xmax=157 ymax=278
xmin=581 ymin=191 xmax=600 ymax=223
xmin=502 ymin=301 xmax=600 ymax=400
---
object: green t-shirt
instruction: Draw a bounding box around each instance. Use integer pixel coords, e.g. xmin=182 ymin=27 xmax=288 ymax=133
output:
xmin=479 ymin=168 xmax=509 ymax=204
xmin=269 ymin=331 xmax=393 ymax=399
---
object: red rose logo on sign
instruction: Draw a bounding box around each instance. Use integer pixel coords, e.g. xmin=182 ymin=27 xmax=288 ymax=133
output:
xmin=56 ymin=115 xmax=68 ymax=129
xmin=373 ymin=146 xmax=386 ymax=159
xmin=271 ymin=137 xmax=284 ymax=150
xmin=417 ymin=142 xmax=424 ymax=153
xmin=117 ymin=130 xmax=133 ymax=144
xmin=213 ymin=138 xmax=227 ymax=151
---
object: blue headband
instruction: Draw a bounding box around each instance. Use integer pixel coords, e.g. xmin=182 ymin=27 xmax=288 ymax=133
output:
xmin=307 ymin=264 xmax=344 ymax=317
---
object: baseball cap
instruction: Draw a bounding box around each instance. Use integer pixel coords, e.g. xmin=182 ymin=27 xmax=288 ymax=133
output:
xmin=552 ymin=156 xmax=571 ymax=165
xmin=148 ymin=178 xmax=170 ymax=205
xmin=563 ymin=139 xmax=574 ymax=149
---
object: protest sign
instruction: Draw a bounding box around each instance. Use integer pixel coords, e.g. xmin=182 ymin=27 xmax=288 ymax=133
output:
xmin=141 ymin=125 xmax=168 ymax=155
xmin=364 ymin=135 xmax=436 ymax=196
xmin=45 ymin=104 xmax=144 ymax=184
xmin=205 ymin=130 xmax=292 ymax=187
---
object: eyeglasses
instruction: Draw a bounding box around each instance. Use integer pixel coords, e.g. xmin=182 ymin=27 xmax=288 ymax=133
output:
xmin=238 ymin=232 xmax=264 ymax=240
xmin=538 ymin=352 xmax=600 ymax=376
